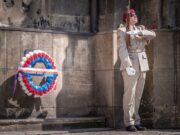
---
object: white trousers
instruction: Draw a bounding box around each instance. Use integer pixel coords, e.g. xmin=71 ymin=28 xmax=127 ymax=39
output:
xmin=122 ymin=70 xmax=146 ymax=126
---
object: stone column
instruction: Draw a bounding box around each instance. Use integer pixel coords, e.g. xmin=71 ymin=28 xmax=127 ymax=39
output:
xmin=93 ymin=30 xmax=124 ymax=128
xmin=90 ymin=0 xmax=98 ymax=33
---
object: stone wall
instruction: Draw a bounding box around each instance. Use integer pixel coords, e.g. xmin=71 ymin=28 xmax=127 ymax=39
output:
xmin=138 ymin=0 xmax=160 ymax=29
xmin=152 ymin=30 xmax=180 ymax=128
xmin=97 ymin=1 xmax=180 ymax=33
xmin=97 ymin=0 xmax=128 ymax=32
xmin=0 ymin=27 xmax=179 ymax=129
xmin=93 ymin=31 xmax=118 ymax=127
xmin=0 ymin=0 xmax=179 ymax=32
xmin=0 ymin=0 xmax=179 ymax=129
xmin=138 ymin=0 xmax=180 ymax=29
xmin=93 ymin=30 xmax=180 ymax=129
xmin=0 ymin=28 xmax=95 ymax=119
xmin=98 ymin=0 xmax=115 ymax=31
xmin=51 ymin=0 xmax=90 ymax=32
xmin=0 ymin=0 xmax=90 ymax=32
xmin=55 ymin=33 xmax=95 ymax=117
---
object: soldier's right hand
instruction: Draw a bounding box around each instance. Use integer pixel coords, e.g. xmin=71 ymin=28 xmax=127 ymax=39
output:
xmin=126 ymin=66 xmax=136 ymax=76
xmin=126 ymin=29 xmax=141 ymax=35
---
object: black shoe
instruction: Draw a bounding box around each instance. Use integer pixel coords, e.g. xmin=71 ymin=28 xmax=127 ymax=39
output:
xmin=36 ymin=110 xmax=47 ymax=119
xmin=135 ymin=125 xmax=146 ymax=131
xmin=126 ymin=125 xmax=137 ymax=132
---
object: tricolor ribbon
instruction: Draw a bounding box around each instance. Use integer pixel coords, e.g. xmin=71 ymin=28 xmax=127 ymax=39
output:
xmin=13 ymin=67 xmax=58 ymax=96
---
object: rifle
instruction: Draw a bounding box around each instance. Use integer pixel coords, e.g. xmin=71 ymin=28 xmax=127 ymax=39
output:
xmin=126 ymin=0 xmax=131 ymax=48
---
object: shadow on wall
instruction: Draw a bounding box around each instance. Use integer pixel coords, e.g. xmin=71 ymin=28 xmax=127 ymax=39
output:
xmin=55 ymin=35 xmax=96 ymax=117
xmin=0 ymin=74 xmax=47 ymax=119
xmin=55 ymin=38 xmax=84 ymax=117
xmin=55 ymin=39 xmax=70 ymax=117
xmin=114 ymin=54 xmax=124 ymax=128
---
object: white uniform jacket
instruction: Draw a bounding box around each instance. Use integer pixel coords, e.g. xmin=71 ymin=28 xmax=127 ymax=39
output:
xmin=117 ymin=24 xmax=156 ymax=72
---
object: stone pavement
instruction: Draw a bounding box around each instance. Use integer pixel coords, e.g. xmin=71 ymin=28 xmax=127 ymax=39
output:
xmin=0 ymin=129 xmax=180 ymax=135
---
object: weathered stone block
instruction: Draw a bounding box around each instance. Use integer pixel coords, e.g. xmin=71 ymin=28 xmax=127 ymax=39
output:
xmin=41 ymin=91 xmax=56 ymax=108
xmin=51 ymin=0 xmax=90 ymax=32
xmin=113 ymin=106 xmax=124 ymax=128
xmin=94 ymin=70 xmax=113 ymax=107
xmin=96 ymin=107 xmax=114 ymax=127
xmin=0 ymin=70 xmax=6 ymax=109
xmin=98 ymin=0 xmax=115 ymax=31
xmin=0 ymin=31 xmax=6 ymax=69
xmin=113 ymin=69 xmax=123 ymax=107
xmin=153 ymin=106 xmax=176 ymax=128
xmin=53 ymin=34 xmax=94 ymax=71
xmin=53 ymin=34 xmax=69 ymax=70
xmin=63 ymin=70 xmax=94 ymax=85
xmin=6 ymin=31 xmax=21 ymax=69
xmin=42 ymin=107 xmax=56 ymax=118
xmin=94 ymin=33 xmax=113 ymax=70
xmin=56 ymin=107 xmax=95 ymax=117
xmin=51 ymin=15 xmax=90 ymax=32
xmin=40 ymin=47 xmax=53 ymax=57
xmin=56 ymin=83 xmax=94 ymax=108
xmin=51 ymin=0 xmax=89 ymax=15
xmin=0 ymin=70 xmax=6 ymax=86
xmin=4 ymin=69 xmax=18 ymax=98
xmin=0 ymin=0 xmax=25 ymax=27
xmin=16 ymin=123 xmax=42 ymax=131
xmin=140 ymin=71 xmax=154 ymax=114
xmin=20 ymin=32 xmax=38 ymax=56
xmin=153 ymin=31 xmax=174 ymax=70
xmin=140 ymin=0 xmax=159 ymax=28
xmin=55 ymin=69 xmax=94 ymax=117
xmin=63 ymin=36 xmax=94 ymax=70
xmin=177 ymin=70 xmax=180 ymax=105
xmin=98 ymin=14 xmax=115 ymax=31
xmin=0 ymin=125 xmax=17 ymax=132
xmin=153 ymin=69 xmax=174 ymax=106
xmin=38 ymin=33 xmax=52 ymax=48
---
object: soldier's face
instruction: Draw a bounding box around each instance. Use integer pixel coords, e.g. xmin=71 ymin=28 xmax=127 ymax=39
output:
xmin=130 ymin=13 xmax=138 ymax=25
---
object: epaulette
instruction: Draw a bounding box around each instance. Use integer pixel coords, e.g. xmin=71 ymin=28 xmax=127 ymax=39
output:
xmin=117 ymin=24 xmax=126 ymax=32
xmin=119 ymin=24 xmax=125 ymax=28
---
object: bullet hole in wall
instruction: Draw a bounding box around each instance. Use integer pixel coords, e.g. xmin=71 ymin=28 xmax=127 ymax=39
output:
xmin=22 ymin=1 xmax=31 ymax=12
xmin=3 ymin=0 xmax=14 ymax=8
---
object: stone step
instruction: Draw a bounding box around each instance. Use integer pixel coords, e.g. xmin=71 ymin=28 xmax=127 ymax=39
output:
xmin=0 ymin=128 xmax=113 ymax=135
xmin=0 ymin=117 xmax=106 ymax=131
xmin=1 ymin=129 xmax=180 ymax=135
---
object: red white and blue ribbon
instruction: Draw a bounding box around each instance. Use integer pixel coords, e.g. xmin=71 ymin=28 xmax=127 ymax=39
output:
xmin=14 ymin=50 xmax=58 ymax=97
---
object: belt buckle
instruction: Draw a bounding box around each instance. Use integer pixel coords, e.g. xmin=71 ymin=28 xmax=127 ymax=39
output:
xmin=129 ymin=49 xmax=142 ymax=53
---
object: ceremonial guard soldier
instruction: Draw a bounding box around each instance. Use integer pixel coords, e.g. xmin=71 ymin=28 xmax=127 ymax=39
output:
xmin=117 ymin=9 xmax=156 ymax=132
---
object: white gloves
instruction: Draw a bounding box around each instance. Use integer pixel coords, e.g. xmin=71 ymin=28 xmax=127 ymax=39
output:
xmin=126 ymin=29 xmax=141 ymax=35
xmin=126 ymin=66 xmax=136 ymax=76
